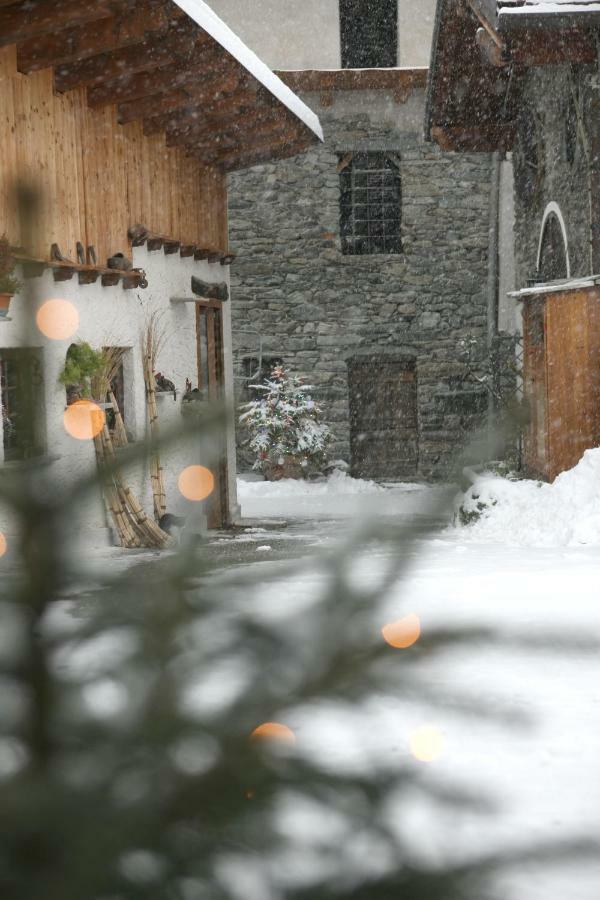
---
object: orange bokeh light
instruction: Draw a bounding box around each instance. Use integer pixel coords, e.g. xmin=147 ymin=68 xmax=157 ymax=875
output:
xmin=382 ymin=613 xmax=421 ymax=649
xmin=36 ymin=299 xmax=79 ymax=340
xmin=251 ymin=722 xmax=296 ymax=746
xmin=0 ymin=532 xmax=6 ymax=558
xmin=178 ymin=465 xmax=215 ymax=502
xmin=63 ymin=400 xmax=105 ymax=440
xmin=409 ymin=726 xmax=444 ymax=763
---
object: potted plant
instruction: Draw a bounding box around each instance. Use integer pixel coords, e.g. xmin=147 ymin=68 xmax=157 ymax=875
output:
xmin=58 ymin=341 xmax=105 ymax=403
xmin=239 ymin=365 xmax=333 ymax=480
xmin=0 ymin=235 xmax=23 ymax=318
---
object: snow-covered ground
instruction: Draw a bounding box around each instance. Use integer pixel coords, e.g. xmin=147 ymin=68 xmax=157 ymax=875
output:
xmin=234 ymin=465 xmax=600 ymax=898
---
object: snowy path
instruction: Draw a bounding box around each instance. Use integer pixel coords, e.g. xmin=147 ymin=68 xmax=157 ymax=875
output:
xmin=235 ymin=474 xmax=600 ymax=899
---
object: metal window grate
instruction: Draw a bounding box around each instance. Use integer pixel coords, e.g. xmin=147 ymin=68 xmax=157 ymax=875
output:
xmin=339 ymin=152 xmax=402 ymax=256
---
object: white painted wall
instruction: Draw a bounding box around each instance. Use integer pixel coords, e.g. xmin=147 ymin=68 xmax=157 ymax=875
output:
xmin=207 ymin=0 xmax=436 ymax=70
xmin=498 ymin=156 xmax=519 ymax=334
xmin=0 ymin=247 xmax=238 ymax=555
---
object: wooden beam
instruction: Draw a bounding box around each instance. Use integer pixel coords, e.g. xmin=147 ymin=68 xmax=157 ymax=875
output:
xmin=17 ymin=0 xmax=180 ymax=74
xmin=88 ymin=45 xmax=229 ymax=108
xmin=0 ymin=0 xmax=117 ymax=49
xmin=118 ymin=70 xmax=245 ymax=124
xmin=193 ymin=126 xmax=314 ymax=168
xmin=467 ymin=0 xmax=596 ymax=68
xmin=191 ymin=277 xmax=229 ymax=301
xmin=219 ymin=135 xmax=316 ymax=173
xmin=189 ymin=125 xmax=298 ymax=163
xmin=508 ymin=29 xmax=597 ymax=67
xmin=54 ymin=21 xmax=206 ymax=93
xmin=277 ymin=67 xmax=428 ymax=94
xmin=142 ymin=86 xmax=262 ymax=134
xmin=166 ymin=107 xmax=292 ymax=149
xmin=430 ymin=124 xmax=515 ymax=152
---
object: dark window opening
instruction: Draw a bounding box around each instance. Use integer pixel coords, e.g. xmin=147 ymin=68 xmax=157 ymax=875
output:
xmin=514 ymin=106 xmax=544 ymax=202
xmin=340 ymin=0 xmax=398 ymax=69
xmin=565 ymin=92 xmax=578 ymax=166
xmin=339 ymin=152 xmax=402 ymax=255
xmin=106 ymin=361 xmax=125 ymax=436
xmin=1 ymin=349 xmax=44 ymax=462
xmin=242 ymin=356 xmax=284 ymax=401
xmin=538 ymin=214 xmax=568 ymax=282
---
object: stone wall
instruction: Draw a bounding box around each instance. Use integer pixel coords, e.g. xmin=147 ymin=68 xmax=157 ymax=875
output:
xmin=228 ymin=88 xmax=495 ymax=478
xmin=512 ymin=66 xmax=596 ymax=286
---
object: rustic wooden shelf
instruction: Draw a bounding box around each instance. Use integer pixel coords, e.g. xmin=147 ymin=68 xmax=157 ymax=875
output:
xmin=10 ymin=249 xmax=144 ymax=289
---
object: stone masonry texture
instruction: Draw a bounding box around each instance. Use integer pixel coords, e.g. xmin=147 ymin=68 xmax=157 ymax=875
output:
xmin=512 ymin=65 xmax=596 ymax=287
xmin=227 ymin=88 xmax=495 ymax=478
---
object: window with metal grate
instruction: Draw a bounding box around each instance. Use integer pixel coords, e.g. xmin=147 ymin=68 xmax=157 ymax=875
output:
xmin=339 ymin=152 xmax=402 ymax=255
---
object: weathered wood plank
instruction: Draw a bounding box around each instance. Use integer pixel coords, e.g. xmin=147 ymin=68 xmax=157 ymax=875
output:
xmin=118 ymin=70 xmax=245 ymax=124
xmin=430 ymin=124 xmax=515 ymax=153
xmin=166 ymin=105 xmax=286 ymax=147
xmin=87 ymin=45 xmax=228 ymax=108
xmin=0 ymin=47 xmax=228 ymax=264
xmin=0 ymin=0 xmax=116 ymax=48
xmin=142 ymin=85 xmax=260 ymax=134
xmin=17 ymin=1 xmax=177 ymax=74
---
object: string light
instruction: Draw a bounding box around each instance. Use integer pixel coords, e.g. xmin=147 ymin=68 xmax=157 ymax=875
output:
xmin=178 ymin=465 xmax=215 ymax=501
xmin=36 ymin=299 xmax=79 ymax=340
xmin=409 ymin=726 xmax=444 ymax=763
xmin=381 ymin=613 xmax=421 ymax=649
xmin=63 ymin=400 xmax=105 ymax=440
xmin=251 ymin=722 xmax=296 ymax=745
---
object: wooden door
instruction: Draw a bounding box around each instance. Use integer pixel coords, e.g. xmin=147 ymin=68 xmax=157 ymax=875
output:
xmin=196 ymin=302 xmax=228 ymax=528
xmin=348 ymin=357 xmax=418 ymax=480
xmin=523 ymin=297 xmax=549 ymax=476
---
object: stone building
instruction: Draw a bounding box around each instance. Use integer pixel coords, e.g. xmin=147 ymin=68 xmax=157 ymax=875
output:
xmin=427 ymin=0 xmax=600 ymax=480
xmin=211 ymin=0 xmax=518 ymax=479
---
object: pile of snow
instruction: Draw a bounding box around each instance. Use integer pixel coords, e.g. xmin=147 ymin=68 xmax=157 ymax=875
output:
xmin=238 ymin=471 xmax=450 ymax=521
xmin=238 ymin=469 xmax=384 ymax=499
xmin=457 ymin=448 xmax=600 ymax=546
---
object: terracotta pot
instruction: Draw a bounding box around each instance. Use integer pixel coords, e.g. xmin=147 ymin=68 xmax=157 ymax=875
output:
xmin=0 ymin=292 xmax=13 ymax=318
xmin=264 ymin=457 xmax=306 ymax=481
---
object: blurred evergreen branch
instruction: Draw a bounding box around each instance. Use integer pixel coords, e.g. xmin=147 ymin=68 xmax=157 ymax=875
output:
xmin=0 ymin=184 xmax=596 ymax=900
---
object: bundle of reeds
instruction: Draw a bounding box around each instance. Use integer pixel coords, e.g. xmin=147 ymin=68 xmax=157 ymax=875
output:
xmin=91 ymin=344 xmax=172 ymax=549
xmin=141 ymin=313 xmax=168 ymax=522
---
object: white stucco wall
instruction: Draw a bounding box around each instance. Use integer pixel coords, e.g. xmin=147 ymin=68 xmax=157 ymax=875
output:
xmin=498 ymin=156 xmax=519 ymax=334
xmin=207 ymin=0 xmax=436 ymax=70
xmin=0 ymin=247 xmax=238 ymax=554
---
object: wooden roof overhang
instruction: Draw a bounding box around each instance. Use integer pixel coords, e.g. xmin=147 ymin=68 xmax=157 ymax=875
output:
xmin=277 ymin=68 xmax=429 ymax=105
xmin=425 ymin=0 xmax=599 ymax=152
xmin=0 ymin=0 xmax=323 ymax=173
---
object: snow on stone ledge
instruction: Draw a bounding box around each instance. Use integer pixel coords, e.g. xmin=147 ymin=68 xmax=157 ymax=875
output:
xmin=457 ymin=448 xmax=600 ymax=546
xmin=173 ymin=0 xmax=323 ymax=141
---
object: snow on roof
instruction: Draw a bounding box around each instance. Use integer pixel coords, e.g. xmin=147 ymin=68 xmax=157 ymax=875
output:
xmin=509 ymin=275 xmax=600 ymax=298
xmin=499 ymin=0 xmax=600 ymax=18
xmin=172 ymin=0 xmax=323 ymax=141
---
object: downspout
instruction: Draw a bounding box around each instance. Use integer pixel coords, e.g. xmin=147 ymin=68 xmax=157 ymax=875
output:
xmin=487 ymin=151 xmax=501 ymax=444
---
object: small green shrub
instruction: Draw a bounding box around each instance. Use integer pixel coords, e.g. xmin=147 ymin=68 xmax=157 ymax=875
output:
xmin=0 ymin=234 xmax=23 ymax=295
xmin=58 ymin=342 xmax=105 ymax=398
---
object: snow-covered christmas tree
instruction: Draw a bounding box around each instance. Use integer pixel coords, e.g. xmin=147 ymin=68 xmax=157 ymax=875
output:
xmin=239 ymin=365 xmax=333 ymax=479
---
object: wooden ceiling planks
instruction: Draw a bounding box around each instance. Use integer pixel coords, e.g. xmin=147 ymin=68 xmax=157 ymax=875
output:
xmin=17 ymin=1 xmax=178 ymax=74
xmin=118 ymin=71 xmax=248 ymax=125
xmin=0 ymin=0 xmax=117 ymax=48
xmin=54 ymin=18 xmax=205 ymax=93
xmin=2 ymin=0 xmax=320 ymax=173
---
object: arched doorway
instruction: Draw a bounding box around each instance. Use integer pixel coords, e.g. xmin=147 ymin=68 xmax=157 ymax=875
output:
xmin=536 ymin=203 xmax=570 ymax=282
